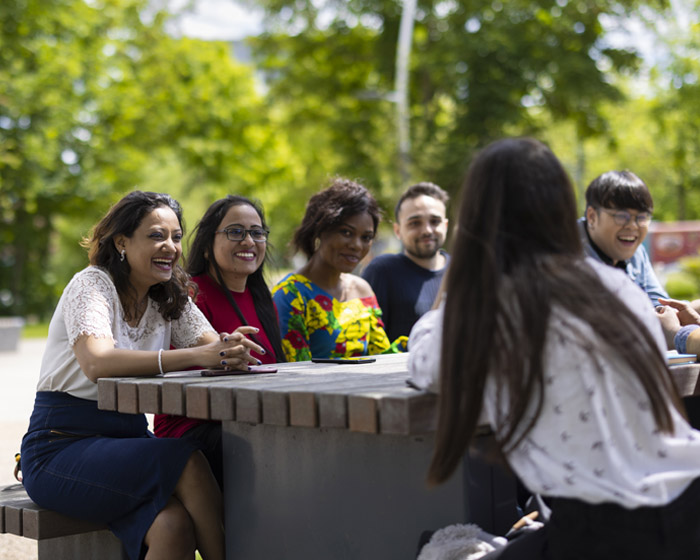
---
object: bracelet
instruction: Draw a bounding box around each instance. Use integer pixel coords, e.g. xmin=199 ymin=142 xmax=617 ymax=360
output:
xmin=674 ymin=324 xmax=700 ymax=354
xmin=158 ymin=348 xmax=164 ymax=375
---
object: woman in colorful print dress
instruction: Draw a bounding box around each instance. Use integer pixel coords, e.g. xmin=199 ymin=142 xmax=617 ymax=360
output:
xmin=272 ymin=178 xmax=406 ymax=361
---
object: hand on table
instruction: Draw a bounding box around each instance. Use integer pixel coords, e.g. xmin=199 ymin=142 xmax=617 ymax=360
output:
xmin=658 ymin=297 xmax=700 ymax=326
xmin=204 ymin=326 xmax=264 ymax=371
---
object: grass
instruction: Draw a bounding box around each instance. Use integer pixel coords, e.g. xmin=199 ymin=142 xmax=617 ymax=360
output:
xmin=22 ymin=322 xmax=50 ymax=338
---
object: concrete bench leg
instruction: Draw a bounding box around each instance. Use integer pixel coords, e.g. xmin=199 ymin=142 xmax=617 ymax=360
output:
xmin=37 ymin=529 xmax=128 ymax=560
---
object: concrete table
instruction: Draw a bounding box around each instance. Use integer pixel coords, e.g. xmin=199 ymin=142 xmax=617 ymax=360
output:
xmin=98 ymin=355 xmax=700 ymax=559
xmin=98 ymin=353 xmax=479 ymax=559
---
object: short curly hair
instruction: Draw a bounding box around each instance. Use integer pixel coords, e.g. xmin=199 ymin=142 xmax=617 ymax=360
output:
xmin=293 ymin=177 xmax=381 ymax=258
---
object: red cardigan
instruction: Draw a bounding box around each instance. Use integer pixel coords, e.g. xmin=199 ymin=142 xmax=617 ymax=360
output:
xmin=154 ymin=273 xmax=277 ymax=438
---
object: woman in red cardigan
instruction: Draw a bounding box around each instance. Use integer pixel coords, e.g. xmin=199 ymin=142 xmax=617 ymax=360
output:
xmin=155 ymin=195 xmax=285 ymax=489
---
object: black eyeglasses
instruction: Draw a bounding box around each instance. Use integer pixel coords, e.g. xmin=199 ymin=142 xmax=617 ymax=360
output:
xmin=215 ymin=227 xmax=269 ymax=242
xmin=599 ymin=209 xmax=652 ymax=227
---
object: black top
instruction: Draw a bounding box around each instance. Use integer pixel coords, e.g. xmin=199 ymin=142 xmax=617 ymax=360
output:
xmin=362 ymin=251 xmax=449 ymax=340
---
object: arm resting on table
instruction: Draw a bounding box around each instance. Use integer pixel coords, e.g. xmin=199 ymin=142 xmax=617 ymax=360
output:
xmin=74 ymin=328 xmax=263 ymax=382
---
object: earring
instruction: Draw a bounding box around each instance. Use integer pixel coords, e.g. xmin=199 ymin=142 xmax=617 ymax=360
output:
xmin=120 ymin=249 xmax=126 ymax=262
xmin=313 ymin=238 xmax=321 ymax=252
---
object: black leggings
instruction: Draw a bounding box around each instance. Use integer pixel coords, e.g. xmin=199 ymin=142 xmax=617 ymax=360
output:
xmin=180 ymin=421 xmax=223 ymax=490
xmin=489 ymin=477 xmax=700 ymax=560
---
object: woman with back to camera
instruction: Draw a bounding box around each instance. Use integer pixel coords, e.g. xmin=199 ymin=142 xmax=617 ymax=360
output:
xmin=20 ymin=191 xmax=264 ymax=560
xmin=408 ymin=138 xmax=700 ymax=558
xmin=272 ymin=177 xmax=406 ymax=361
xmin=155 ymin=195 xmax=285 ymax=489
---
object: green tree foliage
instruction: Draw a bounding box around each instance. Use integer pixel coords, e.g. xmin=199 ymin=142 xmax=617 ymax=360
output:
xmin=0 ymin=0 xmax=294 ymax=318
xmin=539 ymin=1 xmax=700 ymax=222
xmin=649 ymin=4 xmax=700 ymax=220
xmin=246 ymin=0 xmax=668 ymax=205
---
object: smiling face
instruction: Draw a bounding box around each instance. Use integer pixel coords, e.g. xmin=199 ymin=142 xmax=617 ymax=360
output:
xmin=394 ymin=194 xmax=448 ymax=263
xmin=210 ymin=203 xmax=266 ymax=292
xmin=586 ymin=205 xmax=649 ymax=264
xmin=316 ymin=212 xmax=375 ymax=274
xmin=115 ymin=206 xmax=182 ymax=297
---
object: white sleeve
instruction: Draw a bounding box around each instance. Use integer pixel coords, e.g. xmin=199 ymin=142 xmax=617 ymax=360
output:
xmin=587 ymin=258 xmax=666 ymax=354
xmin=62 ymin=268 xmax=117 ymax=346
xmin=171 ymin=298 xmax=217 ymax=349
xmin=407 ymin=303 xmax=444 ymax=393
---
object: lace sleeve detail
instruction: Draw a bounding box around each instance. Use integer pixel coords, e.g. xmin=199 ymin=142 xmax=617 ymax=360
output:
xmin=171 ymin=298 xmax=216 ymax=349
xmin=63 ymin=267 xmax=117 ymax=346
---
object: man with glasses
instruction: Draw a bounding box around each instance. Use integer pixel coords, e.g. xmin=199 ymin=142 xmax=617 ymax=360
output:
xmin=579 ymin=170 xmax=668 ymax=307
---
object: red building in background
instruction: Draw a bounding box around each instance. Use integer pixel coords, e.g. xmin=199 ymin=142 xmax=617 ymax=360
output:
xmin=648 ymin=221 xmax=700 ymax=265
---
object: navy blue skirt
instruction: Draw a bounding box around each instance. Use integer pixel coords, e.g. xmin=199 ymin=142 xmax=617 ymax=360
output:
xmin=21 ymin=391 xmax=200 ymax=560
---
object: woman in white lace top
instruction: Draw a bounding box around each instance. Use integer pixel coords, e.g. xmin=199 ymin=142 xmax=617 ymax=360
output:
xmin=408 ymin=138 xmax=700 ymax=559
xmin=21 ymin=191 xmax=261 ymax=560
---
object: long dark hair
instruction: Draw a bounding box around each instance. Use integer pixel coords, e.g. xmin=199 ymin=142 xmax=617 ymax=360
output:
xmin=85 ymin=191 xmax=190 ymax=321
xmin=187 ymin=195 xmax=285 ymax=362
xmin=428 ymin=137 xmax=684 ymax=485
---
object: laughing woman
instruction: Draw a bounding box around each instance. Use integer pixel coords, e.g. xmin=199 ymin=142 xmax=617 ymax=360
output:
xmin=272 ymin=178 xmax=406 ymax=361
xmin=20 ymin=191 xmax=263 ymax=560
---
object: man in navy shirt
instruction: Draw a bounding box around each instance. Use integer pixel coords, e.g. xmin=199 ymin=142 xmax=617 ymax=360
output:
xmin=362 ymin=182 xmax=449 ymax=340
xmin=579 ymin=170 xmax=668 ymax=308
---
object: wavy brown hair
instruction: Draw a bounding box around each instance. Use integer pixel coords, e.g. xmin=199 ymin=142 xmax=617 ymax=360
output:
xmin=428 ymin=138 xmax=684 ymax=485
xmin=84 ymin=191 xmax=191 ymax=321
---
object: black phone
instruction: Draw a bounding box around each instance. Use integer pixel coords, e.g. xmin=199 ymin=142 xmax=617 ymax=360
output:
xmin=200 ymin=365 xmax=278 ymax=376
xmin=311 ymin=357 xmax=377 ymax=364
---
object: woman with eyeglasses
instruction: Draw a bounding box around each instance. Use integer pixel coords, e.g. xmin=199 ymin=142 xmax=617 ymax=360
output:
xmin=578 ymin=170 xmax=668 ymax=308
xmin=272 ymin=177 xmax=406 ymax=362
xmin=154 ymin=195 xmax=285 ymax=489
xmin=408 ymin=139 xmax=700 ymax=559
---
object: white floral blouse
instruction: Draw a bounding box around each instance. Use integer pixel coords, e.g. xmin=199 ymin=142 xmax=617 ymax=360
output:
xmin=408 ymin=258 xmax=700 ymax=508
xmin=36 ymin=266 xmax=214 ymax=401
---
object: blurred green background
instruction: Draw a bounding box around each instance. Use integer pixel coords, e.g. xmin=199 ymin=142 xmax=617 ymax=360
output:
xmin=2 ymin=0 xmax=700 ymax=330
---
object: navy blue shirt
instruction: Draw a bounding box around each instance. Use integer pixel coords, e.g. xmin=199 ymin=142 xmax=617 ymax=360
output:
xmin=362 ymin=251 xmax=449 ymax=340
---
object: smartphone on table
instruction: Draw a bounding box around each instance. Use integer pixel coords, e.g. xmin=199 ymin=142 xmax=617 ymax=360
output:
xmin=311 ymin=357 xmax=376 ymax=364
xmin=200 ymin=365 xmax=278 ymax=376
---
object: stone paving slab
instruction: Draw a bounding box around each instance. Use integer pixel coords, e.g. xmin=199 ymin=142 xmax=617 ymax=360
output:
xmin=0 ymin=338 xmax=44 ymax=560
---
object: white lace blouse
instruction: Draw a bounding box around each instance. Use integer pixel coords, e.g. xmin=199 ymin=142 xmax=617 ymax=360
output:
xmin=408 ymin=258 xmax=700 ymax=508
xmin=36 ymin=266 xmax=215 ymax=401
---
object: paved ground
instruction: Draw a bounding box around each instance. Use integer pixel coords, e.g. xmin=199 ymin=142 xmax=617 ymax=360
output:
xmin=0 ymin=339 xmax=160 ymax=560
xmin=0 ymin=337 xmax=45 ymax=560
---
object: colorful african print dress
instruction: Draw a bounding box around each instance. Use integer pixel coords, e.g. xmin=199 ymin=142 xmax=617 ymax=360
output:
xmin=271 ymin=273 xmax=407 ymax=362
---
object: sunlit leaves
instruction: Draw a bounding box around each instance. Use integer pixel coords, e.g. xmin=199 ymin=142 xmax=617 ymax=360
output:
xmin=250 ymin=0 xmax=668 ymax=199
xmin=0 ymin=0 xmax=291 ymax=317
